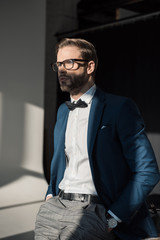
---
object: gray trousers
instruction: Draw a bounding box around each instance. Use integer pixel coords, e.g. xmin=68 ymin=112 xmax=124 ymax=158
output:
xmin=34 ymin=196 xmax=117 ymax=240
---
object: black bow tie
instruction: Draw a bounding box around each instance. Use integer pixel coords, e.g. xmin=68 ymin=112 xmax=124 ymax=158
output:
xmin=65 ymin=99 xmax=88 ymax=111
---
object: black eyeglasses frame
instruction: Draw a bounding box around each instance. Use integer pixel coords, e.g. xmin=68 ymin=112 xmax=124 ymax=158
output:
xmin=51 ymin=59 xmax=89 ymax=72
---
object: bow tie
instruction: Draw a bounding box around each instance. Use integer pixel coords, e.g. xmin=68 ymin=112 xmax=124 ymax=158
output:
xmin=65 ymin=99 xmax=88 ymax=111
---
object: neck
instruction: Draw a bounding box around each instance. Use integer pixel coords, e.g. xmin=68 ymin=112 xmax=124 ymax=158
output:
xmin=70 ymin=81 xmax=94 ymax=100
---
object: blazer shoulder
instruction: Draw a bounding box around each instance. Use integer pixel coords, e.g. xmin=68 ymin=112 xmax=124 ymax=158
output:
xmin=96 ymin=87 xmax=129 ymax=104
xmin=58 ymin=102 xmax=67 ymax=111
xmin=56 ymin=102 xmax=68 ymax=119
xmin=103 ymin=91 xmax=133 ymax=107
xmin=96 ymin=88 xmax=140 ymax=115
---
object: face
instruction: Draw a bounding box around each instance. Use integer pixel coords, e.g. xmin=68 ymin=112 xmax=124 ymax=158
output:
xmin=57 ymin=46 xmax=92 ymax=94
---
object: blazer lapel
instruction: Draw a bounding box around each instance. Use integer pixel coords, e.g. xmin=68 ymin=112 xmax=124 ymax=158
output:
xmin=56 ymin=105 xmax=69 ymax=150
xmin=87 ymin=88 xmax=106 ymax=157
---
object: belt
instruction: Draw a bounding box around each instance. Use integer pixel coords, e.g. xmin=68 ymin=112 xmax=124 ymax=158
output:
xmin=58 ymin=191 xmax=102 ymax=204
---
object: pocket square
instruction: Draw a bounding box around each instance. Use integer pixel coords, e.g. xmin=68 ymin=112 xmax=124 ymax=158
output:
xmin=101 ymin=125 xmax=107 ymax=130
xmin=100 ymin=124 xmax=112 ymax=130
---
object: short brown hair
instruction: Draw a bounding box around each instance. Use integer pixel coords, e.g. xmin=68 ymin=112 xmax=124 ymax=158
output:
xmin=56 ymin=38 xmax=98 ymax=77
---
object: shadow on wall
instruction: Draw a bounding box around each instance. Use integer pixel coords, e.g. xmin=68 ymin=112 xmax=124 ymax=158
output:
xmin=1 ymin=231 xmax=34 ymax=240
xmin=0 ymin=167 xmax=44 ymax=187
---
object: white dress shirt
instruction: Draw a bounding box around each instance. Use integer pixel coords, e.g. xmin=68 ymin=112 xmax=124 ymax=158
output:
xmin=59 ymin=84 xmax=97 ymax=195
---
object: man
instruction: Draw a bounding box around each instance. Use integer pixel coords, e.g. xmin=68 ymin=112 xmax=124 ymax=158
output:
xmin=35 ymin=38 xmax=160 ymax=240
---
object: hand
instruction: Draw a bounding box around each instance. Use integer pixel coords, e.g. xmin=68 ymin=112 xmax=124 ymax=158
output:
xmin=46 ymin=195 xmax=53 ymax=201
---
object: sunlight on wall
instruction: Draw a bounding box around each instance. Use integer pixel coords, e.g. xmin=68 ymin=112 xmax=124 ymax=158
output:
xmin=147 ymin=132 xmax=160 ymax=194
xmin=0 ymin=92 xmax=2 ymax=159
xmin=148 ymin=132 xmax=160 ymax=165
xmin=21 ymin=103 xmax=44 ymax=173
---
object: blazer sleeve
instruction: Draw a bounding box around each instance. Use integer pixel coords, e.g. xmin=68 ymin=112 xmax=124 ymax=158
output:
xmin=109 ymin=98 xmax=160 ymax=223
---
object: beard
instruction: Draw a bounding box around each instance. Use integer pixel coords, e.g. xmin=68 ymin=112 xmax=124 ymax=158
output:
xmin=58 ymin=71 xmax=89 ymax=94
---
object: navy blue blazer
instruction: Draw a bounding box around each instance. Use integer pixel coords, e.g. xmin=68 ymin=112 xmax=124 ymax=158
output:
xmin=47 ymin=87 xmax=160 ymax=239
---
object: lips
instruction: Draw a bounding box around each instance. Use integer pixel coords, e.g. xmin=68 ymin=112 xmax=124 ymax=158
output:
xmin=59 ymin=75 xmax=70 ymax=81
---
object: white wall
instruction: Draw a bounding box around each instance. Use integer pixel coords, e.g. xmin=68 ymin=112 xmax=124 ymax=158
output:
xmin=148 ymin=133 xmax=160 ymax=194
xmin=0 ymin=0 xmax=47 ymax=238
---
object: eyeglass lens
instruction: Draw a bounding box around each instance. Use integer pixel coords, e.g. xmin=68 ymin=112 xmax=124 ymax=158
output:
xmin=53 ymin=59 xmax=74 ymax=72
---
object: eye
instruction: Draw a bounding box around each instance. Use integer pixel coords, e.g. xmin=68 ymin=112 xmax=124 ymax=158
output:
xmin=64 ymin=59 xmax=74 ymax=69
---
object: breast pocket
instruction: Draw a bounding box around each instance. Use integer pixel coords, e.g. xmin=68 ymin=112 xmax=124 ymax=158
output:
xmin=97 ymin=124 xmax=113 ymax=141
xmin=99 ymin=124 xmax=112 ymax=131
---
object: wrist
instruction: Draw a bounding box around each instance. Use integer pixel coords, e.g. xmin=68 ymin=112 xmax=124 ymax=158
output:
xmin=46 ymin=194 xmax=53 ymax=201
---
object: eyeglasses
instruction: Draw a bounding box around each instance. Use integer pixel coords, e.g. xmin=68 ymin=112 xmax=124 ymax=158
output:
xmin=51 ymin=59 xmax=89 ymax=72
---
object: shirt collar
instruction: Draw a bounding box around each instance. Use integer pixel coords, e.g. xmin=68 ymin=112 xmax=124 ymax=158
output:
xmin=71 ymin=84 xmax=96 ymax=104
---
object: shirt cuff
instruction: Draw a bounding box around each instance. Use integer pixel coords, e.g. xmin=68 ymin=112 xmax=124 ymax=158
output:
xmin=108 ymin=210 xmax=122 ymax=223
xmin=46 ymin=194 xmax=53 ymax=199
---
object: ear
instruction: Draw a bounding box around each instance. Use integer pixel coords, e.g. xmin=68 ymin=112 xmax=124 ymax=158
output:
xmin=87 ymin=61 xmax=95 ymax=75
